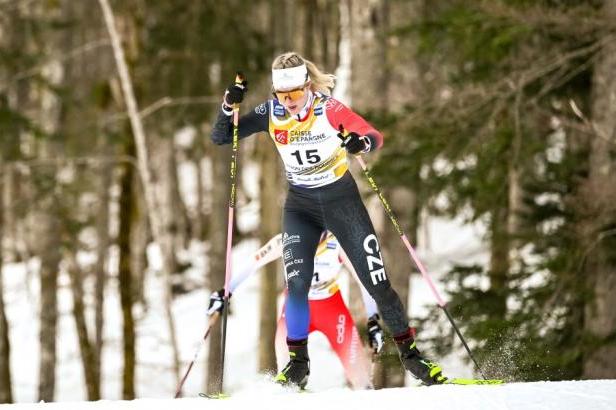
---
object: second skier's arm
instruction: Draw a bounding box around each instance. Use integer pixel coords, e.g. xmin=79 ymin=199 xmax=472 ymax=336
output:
xmin=207 ymin=234 xmax=283 ymax=315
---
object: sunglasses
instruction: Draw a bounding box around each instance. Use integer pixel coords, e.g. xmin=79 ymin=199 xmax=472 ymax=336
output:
xmin=272 ymin=85 xmax=308 ymax=102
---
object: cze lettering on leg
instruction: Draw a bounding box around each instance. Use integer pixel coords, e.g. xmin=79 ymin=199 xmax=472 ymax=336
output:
xmin=363 ymin=234 xmax=387 ymax=285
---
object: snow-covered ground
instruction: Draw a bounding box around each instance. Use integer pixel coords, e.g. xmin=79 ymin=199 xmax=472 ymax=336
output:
xmin=3 ymin=380 xmax=616 ymax=410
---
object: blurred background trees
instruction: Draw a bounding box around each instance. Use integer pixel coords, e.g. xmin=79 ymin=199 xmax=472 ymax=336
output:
xmin=0 ymin=0 xmax=614 ymax=403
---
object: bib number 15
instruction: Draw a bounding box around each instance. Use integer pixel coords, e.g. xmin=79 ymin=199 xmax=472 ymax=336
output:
xmin=291 ymin=149 xmax=321 ymax=165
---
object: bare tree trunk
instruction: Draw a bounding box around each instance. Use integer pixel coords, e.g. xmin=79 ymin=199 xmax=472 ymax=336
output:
xmin=350 ymin=0 xmax=401 ymax=386
xmin=319 ymin=0 xmax=341 ymax=72
xmin=349 ymin=0 xmax=388 ymax=110
xmin=152 ymin=135 xmax=188 ymax=294
xmin=297 ymin=0 xmax=340 ymax=80
xmin=98 ymin=0 xmax=181 ymax=385
xmin=484 ymin=92 xmax=523 ymax=337
xmin=508 ymin=92 xmax=524 ymax=259
xmin=205 ymin=139 xmax=229 ymax=394
xmin=250 ymin=0 xmax=295 ymax=376
xmin=0 ymin=5 xmax=17 ymax=378
xmin=117 ymin=140 xmax=137 ymax=399
xmin=94 ymin=139 xmax=112 ymax=388
xmin=130 ymin=189 xmax=149 ymax=308
xmin=270 ymin=0 xmax=293 ymax=54
xmin=582 ymin=3 xmax=616 ymax=378
xmin=349 ymin=0 xmax=421 ymax=388
xmin=257 ymin=141 xmax=283 ymax=373
xmin=3 ymin=165 xmax=17 ymax=264
xmin=0 ymin=163 xmax=13 ymax=404
xmin=337 ymin=0 xmax=367 ymax=327
xmin=35 ymin=6 xmax=67 ymax=396
xmin=376 ymin=189 xmax=418 ymax=388
xmin=488 ymin=205 xmax=509 ymax=317
xmin=171 ymin=142 xmax=191 ymax=254
xmin=302 ymin=0 xmax=315 ymax=58
xmin=193 ymin=144 xmax=206 ymax=241
xmin=66 ymin=256 xmax=100 ymax=400
xmin=34 ymin=199 xmax=61 ymax=402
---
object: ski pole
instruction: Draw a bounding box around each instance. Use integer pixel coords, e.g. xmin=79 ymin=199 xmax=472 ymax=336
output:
xmin=174 ymin=313 xmax=220 ymax=398
xmin=219 ymin=72 xmax=245 ymax=393
xmin=338 ymin=127 xmax=487 ymax=380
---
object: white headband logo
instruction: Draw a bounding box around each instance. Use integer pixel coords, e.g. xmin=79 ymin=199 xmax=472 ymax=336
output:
xmin=272 ymin=64 xmax=309 ymax=90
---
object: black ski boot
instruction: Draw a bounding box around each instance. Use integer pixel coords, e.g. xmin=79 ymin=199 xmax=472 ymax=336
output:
xmin=396 ymin=332 xmax=447 ymax=385
xmin=275 ymin=339 xmax=310 ymax=389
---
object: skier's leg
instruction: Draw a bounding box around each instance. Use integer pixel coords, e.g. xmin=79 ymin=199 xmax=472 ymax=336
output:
xmin=309 ymin=293 xmax=373 ymax=390
xmin=323 ymin=175 xmax=445 ymax=385
xmin=275 ymin=207 xmax=323 ymax=387
xmin=276 ymin=299 xmax=319 ymax=372
xmin=323 ymin=186 xmax=408 ymax=336
xmin=282 ymin=209 xmax=323 ymax=341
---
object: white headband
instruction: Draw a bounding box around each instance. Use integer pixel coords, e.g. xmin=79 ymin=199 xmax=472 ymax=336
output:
xmin=272 ymin=64 xmax=309 ymax=90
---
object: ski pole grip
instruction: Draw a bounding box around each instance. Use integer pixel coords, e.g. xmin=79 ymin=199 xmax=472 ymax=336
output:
xmin=235 ymin=71 xmax=245 ymax=86
xmin=337 ymin=124 xmax=346 ymax=139
xmin=231 ymin=72 xmax=245 ymax=113
xmin=337 ymin=124 xmax=351 ymax=146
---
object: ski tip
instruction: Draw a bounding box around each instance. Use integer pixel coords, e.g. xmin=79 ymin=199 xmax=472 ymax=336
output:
xmin=199 ymin=392 xmax=231 ymax=399
xmin=445 ymin=378 xmax=505 ymax=385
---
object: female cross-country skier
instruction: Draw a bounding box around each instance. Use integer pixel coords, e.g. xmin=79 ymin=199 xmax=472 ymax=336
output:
xmin=207 ymin=232 xmax=385 ymax=390
xmin=211 ymin=51 xmax=447 ymax=388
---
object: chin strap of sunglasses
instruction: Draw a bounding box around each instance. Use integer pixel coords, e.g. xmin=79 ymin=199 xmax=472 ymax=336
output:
xmin=293 ymin=90 xmax=314 ymax=120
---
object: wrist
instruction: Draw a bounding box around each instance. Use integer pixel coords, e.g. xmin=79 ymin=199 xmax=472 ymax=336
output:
xmin=221 ymin=101 xmax=233 ymax=116
xmin=362 ymin=135 xmax=379 ymax=154
xmin=361 ymin=135 xmax=373 ymax=153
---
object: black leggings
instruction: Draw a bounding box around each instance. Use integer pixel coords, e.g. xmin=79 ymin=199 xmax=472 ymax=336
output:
xmin=282 ymin=172 xmax=409 ymax=340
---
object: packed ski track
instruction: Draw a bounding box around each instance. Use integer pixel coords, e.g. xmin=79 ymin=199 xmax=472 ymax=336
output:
xmin=1 ymin=379 xmax=615 ymax=409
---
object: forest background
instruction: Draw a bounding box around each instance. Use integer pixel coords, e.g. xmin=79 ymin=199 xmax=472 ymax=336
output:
xmin=1 ymin=0 xmax=615 ymax=403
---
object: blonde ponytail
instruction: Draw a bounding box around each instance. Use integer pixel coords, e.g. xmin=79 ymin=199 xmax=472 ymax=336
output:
xmin=272 ymin=51 xmax=336 ymax=96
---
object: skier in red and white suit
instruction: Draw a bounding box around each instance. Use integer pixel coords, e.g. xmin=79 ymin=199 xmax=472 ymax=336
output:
xmin=207 ymin=232 xmax=385 ymax=390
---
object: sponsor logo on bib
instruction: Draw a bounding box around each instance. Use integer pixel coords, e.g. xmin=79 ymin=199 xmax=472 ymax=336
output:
xmin=274 ymin=129 xmax=289 ymax=144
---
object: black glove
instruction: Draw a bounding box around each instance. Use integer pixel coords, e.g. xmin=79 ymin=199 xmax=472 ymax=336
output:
xmin=224 ymin=78 xmax=248 ymax=106
xmin=367 ymin=314 xmax=384 ymax=354
xmin=207 ymin=288 xmax=230 ymax=316
xmin=338 ymin=130 xmax=370 ymax=154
